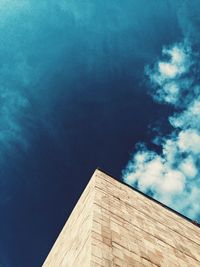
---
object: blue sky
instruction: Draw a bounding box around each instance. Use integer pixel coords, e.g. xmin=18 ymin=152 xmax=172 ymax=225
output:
xmin=0 ymin=1 xmax=199 ymax=266
xmin=123 ymin=41 xmax=200 ymax=219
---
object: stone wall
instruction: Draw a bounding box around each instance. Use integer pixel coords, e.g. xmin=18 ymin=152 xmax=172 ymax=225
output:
xmin=43 ymin=169 xmax=200 ymax=266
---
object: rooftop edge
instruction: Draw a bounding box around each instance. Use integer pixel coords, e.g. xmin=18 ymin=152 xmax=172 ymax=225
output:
xmin=96 ymin=167 xmax=200 ymax=228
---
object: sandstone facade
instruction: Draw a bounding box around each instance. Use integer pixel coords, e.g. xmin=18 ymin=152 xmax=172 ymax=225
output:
xmin=43 ymin=169 xmax=200 ymax=267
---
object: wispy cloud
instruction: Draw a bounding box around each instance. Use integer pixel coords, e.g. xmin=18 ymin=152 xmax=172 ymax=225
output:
xmin=146 ymin=41 xmax=192 ymax=105
xmin=122 ymin=41 xmax=200 ymax=220
xmin=0 ymin=0 xmax=178 ymax=164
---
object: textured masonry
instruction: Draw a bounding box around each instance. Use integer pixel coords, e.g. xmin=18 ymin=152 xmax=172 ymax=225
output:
xmin=43 ymin=169 xmax=200 ymax=267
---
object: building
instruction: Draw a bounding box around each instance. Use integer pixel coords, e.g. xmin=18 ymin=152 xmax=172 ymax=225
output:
xmin=43 ymin=169 xmax=200 ymax=266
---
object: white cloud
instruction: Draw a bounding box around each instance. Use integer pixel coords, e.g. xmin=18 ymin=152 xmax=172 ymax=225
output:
xmin=177 ymin=129 xmax=200 ymax=154
xmin=158 ymin=62 xmax=179 ymax=79
xmin=123 ymin=148 xmax=186 ymax=207
xmin=162 ymin=139 xmax=179 ymax=164
xmin=159 ymin=45 xmax=189 ymax=79
xmin=146 ymin=42 xmax=192 ymax=105
xmin=179 ymin=156 xmax=197 ymax=178
xmin=162 ymin=82 xmax=179 ymax=104
xmin=169 ymin=99 xmax=200 ymax=130
xmin=123 ymin=41 xmax=200 ymax=220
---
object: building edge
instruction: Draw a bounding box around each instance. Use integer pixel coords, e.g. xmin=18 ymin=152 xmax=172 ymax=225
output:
xmin=96 ymin=167 xmax=200 ymax=228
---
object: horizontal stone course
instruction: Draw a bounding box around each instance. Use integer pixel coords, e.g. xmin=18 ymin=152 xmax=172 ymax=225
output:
xmin=43 ymin=169 xmax=200 ymax=266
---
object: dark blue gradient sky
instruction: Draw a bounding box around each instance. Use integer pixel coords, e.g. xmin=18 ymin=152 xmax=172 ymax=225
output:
xmin=0 ymin=1 xmax=199 ymax=266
